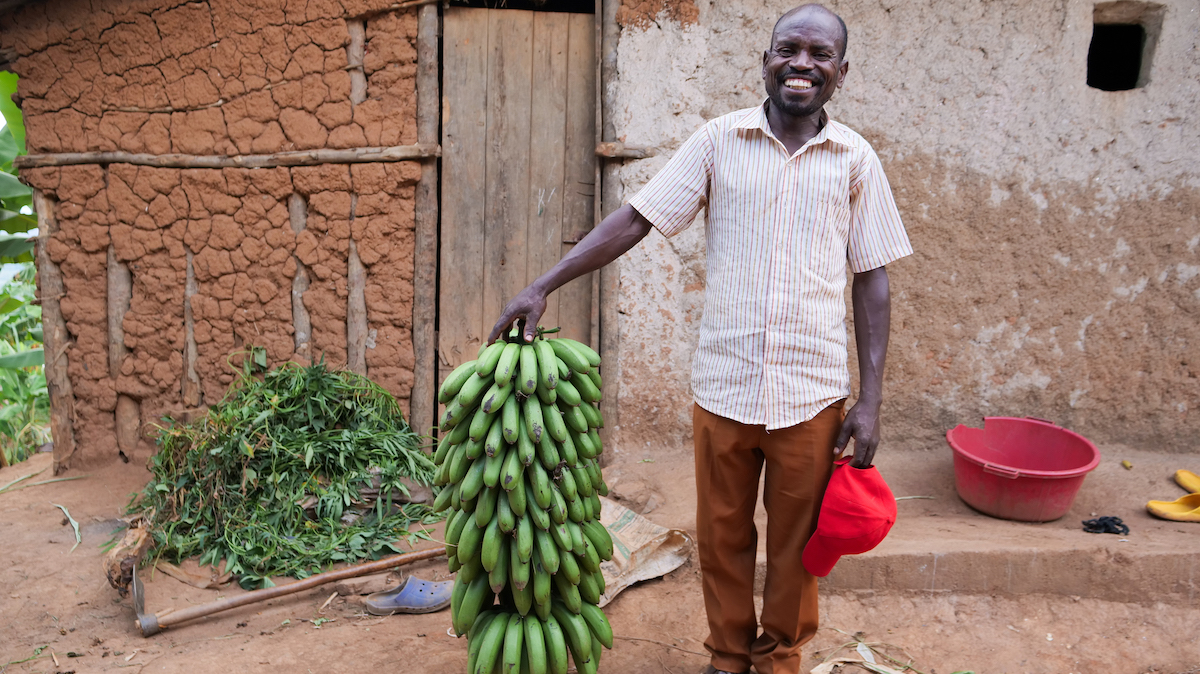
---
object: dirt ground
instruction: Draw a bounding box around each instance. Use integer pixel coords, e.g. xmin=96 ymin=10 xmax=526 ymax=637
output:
xmin=3 ymin=448 xmax=1200 ymax=674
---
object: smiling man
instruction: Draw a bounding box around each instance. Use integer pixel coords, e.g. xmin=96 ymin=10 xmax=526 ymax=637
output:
xmin=488 ymin=5 xmax=912 ymax=673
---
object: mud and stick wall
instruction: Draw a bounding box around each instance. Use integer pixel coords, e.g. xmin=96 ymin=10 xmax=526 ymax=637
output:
xmin=608 ymin=0 xmax=1199 ymax=453
xmin=1 ymin=0 xmax=426 ymax=468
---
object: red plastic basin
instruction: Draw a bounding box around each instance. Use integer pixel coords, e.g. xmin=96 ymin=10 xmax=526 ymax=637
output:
xmin=945 ymin=417 xmax=1101 ymax=522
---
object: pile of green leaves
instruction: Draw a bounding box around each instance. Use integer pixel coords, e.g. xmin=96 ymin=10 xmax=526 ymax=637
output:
xmin=130 ymin=358 xmax=442 ymax=588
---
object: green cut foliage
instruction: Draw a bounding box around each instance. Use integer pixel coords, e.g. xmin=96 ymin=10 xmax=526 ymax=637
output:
xmin=129 ymin=359 xmax=444 ymax=589
xmin=0 ymin=72 xmax=25 ymax=152
xmin=0 ymin=347 xmax=42 ymax=368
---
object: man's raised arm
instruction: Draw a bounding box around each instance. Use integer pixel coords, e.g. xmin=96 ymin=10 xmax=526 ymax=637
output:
xmin=488 ymin=204 xmax=653 ymax=344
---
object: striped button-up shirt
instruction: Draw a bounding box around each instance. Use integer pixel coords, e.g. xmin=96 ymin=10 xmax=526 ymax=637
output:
xmin=629 ymin=102 xmax=913 ymax=430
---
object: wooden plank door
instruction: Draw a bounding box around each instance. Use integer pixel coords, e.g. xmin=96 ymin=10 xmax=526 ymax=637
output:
xmin=439 ymin=7 xmax=596 ymax=381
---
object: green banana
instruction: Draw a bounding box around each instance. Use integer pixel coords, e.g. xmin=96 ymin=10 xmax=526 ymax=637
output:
xmin=588 ymin=369 xmax=602 ymax=390
xmin=463 ymin=435 xmax=487 ymax=462
xmin=475 ymin=484 xmax=500 ymax=528
xmin=509 ymin=540 xmax=531 ymax=590
xmin=582 ymin=521 xmax=614 ymax=561
xmin=550 ymin=603 xmax=592 ymax=661
xmin=458 ymin=555 xmax=484 ymax=586
xmin=516 ymin=512 xmax=534 ymax=564
xmin=542 ymin=402 xmax=569 ymax=443
xmin=439 ymin=360 xmax=479 ymax=403
xmin=561 ymin=404 xmax=588 ymax=435
xmin=523 ymin=395 xmax=545 ymax=443
xmin=558 ymin=338 xmax=601 ymax=367
xmin=543 ymin=614 xmax=569 ymax=674
xmin=494 ymin=342 xmax=521 ymax=388
xmin=470 ymin=404 xmax=499 ymax=443
xmin=496 ymin=488 xmax=516 ymax=533
xmin=447 ymin=553 xmax=461 ymax=573
xmin=440 ymin=396 xmax=470 ymax=431
xmin=481 ymin=515 xmax=503 ymax=572
xmin=457 ymin=519 xmax=485 ymax=565
xmin=459 ymin=488 xmax=478 ymax=515
xmin=550 ymin=520 xmax=573 ymax=554
xmin=501 ymin=444 xmax=525 ymax=492
xmin=553 ymin=378 xmax=581 ymax=407
xmin=475 ymin=341 xmax=507 ymax=376
xmin=577 ymin=569 xmax=600 ymax=605
xmin=571 ymin=464 xmax=593 ymax=498
xmin=517 ymin=344 xmax=539 ymax=396
xmin=579 ymin=492 xmax=593 ymax=522
xmin=587 ymin=428 xmax=603 ymax=456
xmin=536 ymin=375 xmax=558 ymax=406
xmin=571 ymin=372 xmax=601 ymax=403
xmin=501 ymin=393 xmax=521 ymax=444
xmin=534 ymin=526 xmax=560 ymax=574
xmin=451 ymin=575 xmax=469 ymax=628
xmin=529 ymin=460 xmax=553 ymax=509
xmin=588 ymin=492 xmax=602 ymax=522
xmin=527 ymin=492 xmax=551 ymax=530
xmin=590 ymin=565 xmax=606 ymax=595
xmin=587 ymin=635 xmax=601 ymax=674
xmin=511 ymin=580 xmax=533 ymax=617
xmin=484 ymin=416 xmax=505 ymax=458
xmin=556 ymin=467 xmax=578 ymax=502
xmin=578 ymin=401 xmax=603 ymax=429
xmin=446 ymin=506 xmax=469 ymax=546
xmin=467 ymin=610 xmax=499 ymax=674
xmin=483 ymin=445 xmax=507 ymax=488
xmin=518 ymin=416 xmax=539 ymax=466
xmin=507 ymin=475 xmax=528 ymax=517
xmin=534 ymin=339 xmax=558 ymax=391
xmin=461 ymin=454 xmax=487 ymax=501
xmin=557 ymin=546 xmax=581 ymax=587
xmin=548 ymin=488 xmax=568 ymax=525
xmin=458 ymin=370 xmax=495 ymax=410
xmin=432 ymin=483 xmax=455 ymax=512
xmin=473 ymin=607 xmax=509 ymax=673
xmin=448 ymin=412 xmax=474 ymax=444
xmin=453 ymin=574 xmax=492 ymax=636
xmin=434 ymin=434 xmax=456 ymax=465
xmin=536 ymin=432 xmax=560 ymax=470
xmin=556 ymin=357 xmax=570 ymax=381
xmin=532 ymin=556 xmax=552 ymax=612
xmin=566 ymin=519 xmax=586 ymax=557
xmin=558 ymin=433 xmax=579 ymax=465
xmin=565 ymin=494 xmax=585 ymax=524
xmin=578 ymin=537 xmax=600 ymax=574
xmin=549 ymin=339 xmax=591 ymax=376
xmin=488 ymin=536 xmax=510 ymax=593
xmin=572 ymin=430 xmax=595 ymax=460
xmin=579 ymin=603 xmax=612 ymax=650
xmin=483 ymin=381 xmax=514 ymax=416
xmin=448 ymin=441 xmax=470 ymax=482
xmin=523 ymin=614 xmax=549 ymax=674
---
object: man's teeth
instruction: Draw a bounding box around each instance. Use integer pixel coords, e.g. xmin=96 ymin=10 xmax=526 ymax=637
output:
xmin=784 ymin=78 xmax=813 ymax=90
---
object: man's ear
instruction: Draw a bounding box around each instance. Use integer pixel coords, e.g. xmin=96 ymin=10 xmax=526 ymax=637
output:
xmin=762 ymin=50 xmax=770 ymax=79
xmin=836 ymin=59 xmax=849 ymax=89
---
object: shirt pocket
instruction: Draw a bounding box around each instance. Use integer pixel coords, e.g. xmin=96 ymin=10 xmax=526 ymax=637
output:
xmin=805 ymin=201 xmax=852 ymax=279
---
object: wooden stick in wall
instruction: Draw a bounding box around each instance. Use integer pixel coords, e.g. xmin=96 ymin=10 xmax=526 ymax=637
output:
xmin=32 ymin=190 xmax=78 ymax=474
xmin=410 ymin=2 xmax=439 ymax=439
xmin=15 ymin=144 xmax=441 ymax=170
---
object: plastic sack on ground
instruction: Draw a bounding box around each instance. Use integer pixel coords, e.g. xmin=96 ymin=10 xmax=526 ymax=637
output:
xmin=597 ymin=496 xmax=694 ymax=607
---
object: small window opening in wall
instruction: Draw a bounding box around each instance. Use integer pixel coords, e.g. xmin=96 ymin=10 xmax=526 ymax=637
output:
xmin=1087 ymin=1 xmax=1165 ymax=91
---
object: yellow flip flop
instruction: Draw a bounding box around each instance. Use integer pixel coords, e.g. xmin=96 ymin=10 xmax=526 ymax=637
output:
xmin=1174 ymin=469 xmax=1200 ymax=493
xmin=1147 ymin=493 xmax=1200 ymax=522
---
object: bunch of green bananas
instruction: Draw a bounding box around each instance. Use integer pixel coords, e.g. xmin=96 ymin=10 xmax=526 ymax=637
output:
xmin=433 ymin=332 xmax=615 ymax=674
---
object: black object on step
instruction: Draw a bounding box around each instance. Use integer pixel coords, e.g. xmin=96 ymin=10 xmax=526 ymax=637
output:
xmin=1081 ymin=516 xmax=1129 ymax=535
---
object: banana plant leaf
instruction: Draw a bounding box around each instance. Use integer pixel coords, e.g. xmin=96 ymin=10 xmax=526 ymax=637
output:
xmin=0 ymin=348 xmax=43 ymax=369
xmin=0 ymin=72 xmax=25 ymax=152
xmin=0 ymin=172 xmax=30 ymax=200
xmin=0 ymin=209 xmax=36 ymax=234
xmin=0 ymin=233 xmax=33 ymax=263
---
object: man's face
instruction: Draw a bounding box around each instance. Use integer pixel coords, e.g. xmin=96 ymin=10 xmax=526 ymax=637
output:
xmin=762 ymin=10 xmax=848 ymax=119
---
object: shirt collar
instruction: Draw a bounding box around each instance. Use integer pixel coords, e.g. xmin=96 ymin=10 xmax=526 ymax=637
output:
xmin=733 ymin=99 xmax=853 ymax=148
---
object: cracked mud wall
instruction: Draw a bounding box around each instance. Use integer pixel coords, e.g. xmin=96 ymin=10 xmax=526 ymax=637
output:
xmin=3 ymin=0 xmax=424 ymax=467
xmin=608 ymin=0 xmax=1200 ymax=453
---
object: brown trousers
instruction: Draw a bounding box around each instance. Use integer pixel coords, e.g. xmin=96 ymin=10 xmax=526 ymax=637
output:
xmin=693 ymin=400 xmax=845 ymax=674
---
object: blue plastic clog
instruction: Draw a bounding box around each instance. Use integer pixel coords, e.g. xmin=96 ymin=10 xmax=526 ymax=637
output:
xmin=363 ymin=576 xmax=453 ymax=615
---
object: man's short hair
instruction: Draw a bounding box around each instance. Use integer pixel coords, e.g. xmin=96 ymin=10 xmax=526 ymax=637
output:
xmin=771 ymin=4 xmax=849 ymax=58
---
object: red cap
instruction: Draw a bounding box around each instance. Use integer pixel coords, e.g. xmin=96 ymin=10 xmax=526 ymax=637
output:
xmin=802 ymin=457 xmax=897 ymax=577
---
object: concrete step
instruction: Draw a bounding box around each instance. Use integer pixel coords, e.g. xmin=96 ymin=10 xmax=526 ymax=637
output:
xmin=754 ymin=445 xmax=1200 ymax=606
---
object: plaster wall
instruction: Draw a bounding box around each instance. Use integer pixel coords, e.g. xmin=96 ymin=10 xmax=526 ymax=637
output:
xmin=1 ymin=0 xmax=424 ymax=467
xmin=608 ymin=0 xmax=1200 ymax=453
